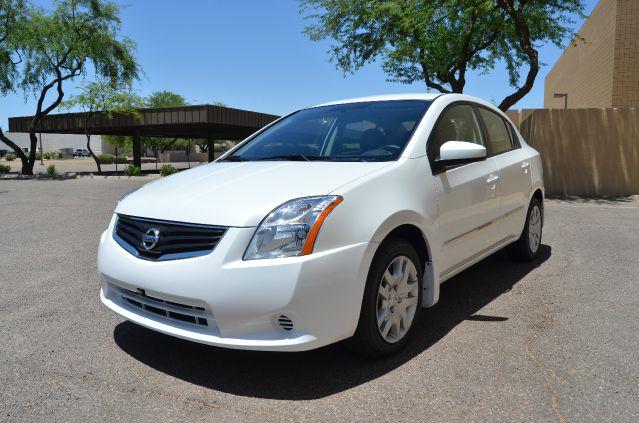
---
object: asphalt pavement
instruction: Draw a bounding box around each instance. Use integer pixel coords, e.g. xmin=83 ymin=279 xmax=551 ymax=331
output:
xmin=0 ymin=178 xmax=637 ymax=422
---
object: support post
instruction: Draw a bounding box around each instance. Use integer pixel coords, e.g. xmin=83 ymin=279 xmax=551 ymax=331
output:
xmin=207 ymin=134 xmax=214 ymax=163
xmin=132 ymin=132 xmax=142 ymax=169
xmin=39 ymin=133 xmax=44 ymax=165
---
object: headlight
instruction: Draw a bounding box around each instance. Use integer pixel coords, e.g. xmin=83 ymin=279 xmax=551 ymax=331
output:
xmin=244 ymin=195 xmax=343 ymax=260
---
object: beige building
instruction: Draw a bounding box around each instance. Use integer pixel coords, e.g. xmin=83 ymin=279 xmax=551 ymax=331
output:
xmin=544 ymin=0 xmax=639 ymax=109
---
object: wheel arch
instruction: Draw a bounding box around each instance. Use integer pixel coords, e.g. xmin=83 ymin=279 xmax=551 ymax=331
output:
xmin=382 ymin=224 xmax=431 ymax=266
xmin=531 ymin=187 xmax=544 ymax=205
xmin=371 ymin=215 xmax=439 ymax=308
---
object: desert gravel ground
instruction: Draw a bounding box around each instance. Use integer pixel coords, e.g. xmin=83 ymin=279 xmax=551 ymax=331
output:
xmin=0 ymin=178 xmax=638 ymax=422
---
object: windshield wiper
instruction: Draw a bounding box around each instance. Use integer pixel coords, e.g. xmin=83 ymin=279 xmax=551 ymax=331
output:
xmin=230 ymin=154 xmax=372 ymax=162
xmin=222 ymin=155 xmax=248 ymax=162
xmin=256 ymin=154 xmax=312 ymax=161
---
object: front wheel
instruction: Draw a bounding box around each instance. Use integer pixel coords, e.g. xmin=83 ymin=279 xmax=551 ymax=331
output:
xmin=508 ymin=197 xmax=543 ymax=261
xmin=349 ymin=238 xmax=423 ymax=357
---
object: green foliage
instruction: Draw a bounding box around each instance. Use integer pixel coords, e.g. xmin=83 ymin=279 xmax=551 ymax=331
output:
xmin=61 ymin=79 xmax=142 ymax=119
xmin=160 ymin=164 xmax=177 ymax=177
xmin=145 ymin=90 xmax=187 ymax=108
xmin=124 ymin=165 xmax=141 ymax=176
xmin=0 ymin=0 xmax=28 ymax=95
xmin=17 ymin=0 xmax=139 ymax=96
xmin=103 ymin=135 xmax=132 ymax=152
xmin=143 ymin=90 xmax=189 ymax=153
xmin=46 ymin=164 xmax=56 ymax=176
xmin=301 ymin=0 xmax=585 ymax=109
xmin=43 ymin=151 xmax=61 ymax=159
xmin=0 ymin=163 xmax=10 ymax=173
xmin=96 ymin=153 xmax=127 ymax=164
xmin=5 ymin=152 xmax=15 ymax=161
xmin=0 ymin=0 xmax=141 ymax=175
xmin=96 ymin=153 xmax=114 ymax=164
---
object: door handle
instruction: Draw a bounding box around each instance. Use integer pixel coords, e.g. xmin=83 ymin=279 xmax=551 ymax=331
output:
xmin=486 ymin=175 xmax=499 ymax=185
xmin=521 ymin=161 xmax=530 ymax=172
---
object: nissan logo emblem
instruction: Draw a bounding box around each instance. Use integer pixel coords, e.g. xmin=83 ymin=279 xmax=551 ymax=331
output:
xmin=141 ymin=228 xmax=160 ymax=251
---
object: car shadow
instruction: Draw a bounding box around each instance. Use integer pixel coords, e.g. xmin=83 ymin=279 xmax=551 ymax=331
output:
xmin=114 ymin=245 xmax=551 ymax=400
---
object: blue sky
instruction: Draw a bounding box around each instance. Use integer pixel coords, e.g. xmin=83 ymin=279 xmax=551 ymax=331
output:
xmin=1 ymin=0 xmax=599 ymax=126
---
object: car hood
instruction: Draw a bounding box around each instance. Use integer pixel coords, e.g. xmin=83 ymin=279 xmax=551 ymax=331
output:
xmin=116 ymin=161 xmax=391 ymax=227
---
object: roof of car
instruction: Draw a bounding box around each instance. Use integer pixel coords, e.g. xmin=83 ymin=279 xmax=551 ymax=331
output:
xmin=312 ymin=93 xmax=443 ymax=108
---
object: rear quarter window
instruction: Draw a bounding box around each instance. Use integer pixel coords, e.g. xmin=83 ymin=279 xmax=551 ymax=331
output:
xmin=478 ymin=108 xmax=514 ymax=155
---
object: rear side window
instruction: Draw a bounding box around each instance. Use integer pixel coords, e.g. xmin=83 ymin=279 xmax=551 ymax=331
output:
xmin=429 ymin=104 xmax=484 ymax=160
xmin=478 ymin=108 xmax=513 ymax=155
xmin=508 ymin=122 xmax=521 ymax=148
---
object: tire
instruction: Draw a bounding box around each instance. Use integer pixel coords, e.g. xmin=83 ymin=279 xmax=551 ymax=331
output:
xmin=349 ymin=237 xmax=423 ymax=357
xmin=508 ymin=197 xmax=543 ymax=261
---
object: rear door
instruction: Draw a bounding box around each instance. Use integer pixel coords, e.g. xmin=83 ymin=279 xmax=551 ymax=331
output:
xmin=477 ymin=107 xmax=532 ymax=240
xmin=429 ymin=104 xmax=502 ymax=278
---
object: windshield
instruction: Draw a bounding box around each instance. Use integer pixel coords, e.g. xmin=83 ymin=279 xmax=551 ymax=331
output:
xmin=224 ymin=100 xmax=431 ymax=162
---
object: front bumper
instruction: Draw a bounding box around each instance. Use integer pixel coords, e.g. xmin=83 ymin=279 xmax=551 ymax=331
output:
xmin=98 ymin=218 xmax=375 ymax=351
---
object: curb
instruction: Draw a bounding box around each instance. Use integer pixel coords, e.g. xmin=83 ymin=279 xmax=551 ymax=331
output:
xmin=0 ymin=173 xmax=161 ymax=181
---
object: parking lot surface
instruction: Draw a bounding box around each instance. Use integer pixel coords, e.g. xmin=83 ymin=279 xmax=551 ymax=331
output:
xmin=1 ymin=178 xmax=638 ymax=422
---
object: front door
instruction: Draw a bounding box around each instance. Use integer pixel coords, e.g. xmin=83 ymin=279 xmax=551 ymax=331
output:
xmin=428 ymin=104 xmax=502 ymax=279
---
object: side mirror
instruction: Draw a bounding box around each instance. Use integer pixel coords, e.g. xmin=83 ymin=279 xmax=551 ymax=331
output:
xmin=434 ymin=141 xmax=486 ymax=168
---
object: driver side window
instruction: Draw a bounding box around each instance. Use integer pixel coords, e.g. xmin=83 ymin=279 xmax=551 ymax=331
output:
xmin=429 ymin=104 xmax=484 ymax=160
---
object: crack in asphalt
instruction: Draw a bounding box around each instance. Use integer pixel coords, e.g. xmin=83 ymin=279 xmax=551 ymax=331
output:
xmin=526 ymin=319 xmax=565 ymax=423
xmin=523 ymin=217 xmax=576 ymax=423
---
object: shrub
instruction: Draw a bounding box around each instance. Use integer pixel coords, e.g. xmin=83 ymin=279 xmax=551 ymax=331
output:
xmin=124 ymin=165 xmax=141 ymax=176
xmin=0 ymin=163 xmax=10 ymax=174
xmin=96 ymin=154 xmax=114 ymax=164
xmin=114 ymin=155 xmax=128 ymax=164
xmin=5 ymin=153 xmax=16 ymax=161
xmin=160 ymin=164 xmax=177 ymax=177
xmin=44 ymin=151 xmax=61 ymax=160
xmin=35 ymin=151 xmax=42 ymax=160
xmin=46 ymin=164 xmax=57 ymax=176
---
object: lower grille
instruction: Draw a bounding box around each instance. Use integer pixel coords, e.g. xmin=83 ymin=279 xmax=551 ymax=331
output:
xmin=114 ymin=214 xmax=227 ymax=261
xmin=117 ymin=285 xmax=210 ymax=327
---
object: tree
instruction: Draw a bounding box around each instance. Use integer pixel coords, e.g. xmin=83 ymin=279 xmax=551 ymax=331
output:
xmin=61 ymin=80 xmax=141 ymax=173
xmin=492 ymin=0 xmax=584 ymax=111
xmin=0 ymin=0 xmax=139 ymax=175
xmin=301 ymin=0 xmax=585 ymax=111
xmin=0 ymin=0 xmax=26 ymax=95
xmin=145 ymin=90 xmax=186 ymax=108
xmin=143 ymin=90 xmax=188 ymax=159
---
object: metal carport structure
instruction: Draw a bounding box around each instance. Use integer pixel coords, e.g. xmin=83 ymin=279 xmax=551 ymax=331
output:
xmin=8 ymin=104 xmax=279 ymax=167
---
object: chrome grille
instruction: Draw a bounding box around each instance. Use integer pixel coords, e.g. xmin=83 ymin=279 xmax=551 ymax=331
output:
xmin=114 ymin=214 xmax=226 ymax=261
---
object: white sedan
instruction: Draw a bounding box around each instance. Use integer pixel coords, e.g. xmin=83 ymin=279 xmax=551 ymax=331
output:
xmin=99 ymin=93 xmax=544 ymax=356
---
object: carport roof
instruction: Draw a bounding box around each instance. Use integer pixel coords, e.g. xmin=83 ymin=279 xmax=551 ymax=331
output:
xmin=8 ymin=104 xmax=280 ymax=140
